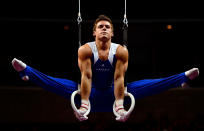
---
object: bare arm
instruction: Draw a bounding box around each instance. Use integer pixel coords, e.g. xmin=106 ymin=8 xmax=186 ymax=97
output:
xmin=114 ymin=45 xmax=129 ymax=101
xmin=78 ymin=44 xmax=92 ymax=101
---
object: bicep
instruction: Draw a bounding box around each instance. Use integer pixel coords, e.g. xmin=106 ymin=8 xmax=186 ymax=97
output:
xmin=81 ymin=58 xmax=92 ymax=78
xmin=78 ymin=46 xmax=92 ymax=77
xmin=114 ymin=47 xmax=128 ymax=79
xmin=114 ymin=59 xmax=127 ymax=80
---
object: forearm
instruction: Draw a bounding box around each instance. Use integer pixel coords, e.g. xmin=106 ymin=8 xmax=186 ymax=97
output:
xmin=81 ymin=73 xmax=92 ymax=101
xmin=114 ymin=76 xmax=125 ymax=100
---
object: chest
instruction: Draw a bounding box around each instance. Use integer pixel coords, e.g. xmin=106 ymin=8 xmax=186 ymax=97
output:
xmin=98 ymin=50 xmax=109 ymax=61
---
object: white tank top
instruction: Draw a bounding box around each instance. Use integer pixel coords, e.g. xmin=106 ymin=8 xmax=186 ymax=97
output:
xmin=87 ymin=41 xmax=119 ymax=65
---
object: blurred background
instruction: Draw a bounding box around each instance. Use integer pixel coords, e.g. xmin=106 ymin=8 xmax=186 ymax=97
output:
xmin=0 ymin=0 xmax=204 ymax=130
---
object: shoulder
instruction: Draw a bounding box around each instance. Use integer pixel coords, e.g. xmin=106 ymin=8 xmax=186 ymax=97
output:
xmin=115 ymin=45 xmax=129 ymax=61
xmin=78 ymin=43 xmax=92 ymax=59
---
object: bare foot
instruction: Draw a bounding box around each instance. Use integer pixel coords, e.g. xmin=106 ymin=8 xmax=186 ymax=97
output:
xmin=181 ymin=68 xmax=199 ymax=88
xmin=12 ymin=58 xmax=29 ymax=81
xmin=12 ymin=58 xmax=26 ymax=72
xmin=185 ymin=68 xmax=199 ymax=80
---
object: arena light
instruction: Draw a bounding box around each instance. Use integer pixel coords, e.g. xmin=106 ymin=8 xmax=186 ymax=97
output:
xmin=166 ymin=24 xmax=172 ymax=30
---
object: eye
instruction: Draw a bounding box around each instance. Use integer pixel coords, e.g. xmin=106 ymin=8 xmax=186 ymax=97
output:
xmin=98 ymin=25 xmax=104 ymax=29
xmin=105 ymin=25 xmax=110 ymax=29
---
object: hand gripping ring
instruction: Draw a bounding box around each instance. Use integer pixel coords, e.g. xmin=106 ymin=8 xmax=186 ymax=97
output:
xmin=71 ymin=85 xmax=91 ymax=119
xmin=113 ymin=87 xmax=135 ymax=119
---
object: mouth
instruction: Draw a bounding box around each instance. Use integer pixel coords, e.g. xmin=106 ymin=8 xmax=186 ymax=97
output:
xmin=101 ymin=32 xmax=107 ymax=35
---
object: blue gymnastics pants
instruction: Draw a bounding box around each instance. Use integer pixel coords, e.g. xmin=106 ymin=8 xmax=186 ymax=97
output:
xmin=19 ymin=66 xmax=189 ymax=112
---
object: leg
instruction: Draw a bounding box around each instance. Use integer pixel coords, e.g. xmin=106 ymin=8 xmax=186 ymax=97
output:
xmin=127 ymin=69 xmax=199 ymax=100
xmin=12 ymin=58 xmax=78 ymax=99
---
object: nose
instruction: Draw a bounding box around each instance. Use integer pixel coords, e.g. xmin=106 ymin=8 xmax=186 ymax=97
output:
xmin=103 ymin=26 xmax=106 ymax=30
xmin=102 ymin=25 xmax=107 ymax=30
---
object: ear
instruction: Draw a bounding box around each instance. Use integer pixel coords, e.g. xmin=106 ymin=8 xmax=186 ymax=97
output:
xmin=93 ymin=31 xmax=96 ymax=37
xmin=111 ymin=31 xmax=114 ymax=37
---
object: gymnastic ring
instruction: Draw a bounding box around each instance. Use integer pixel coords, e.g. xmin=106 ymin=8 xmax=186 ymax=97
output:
xmin=113 ymin=88 xmax=135 ymax=118
xmin=71 ymin=85 xmax=91 ymax=117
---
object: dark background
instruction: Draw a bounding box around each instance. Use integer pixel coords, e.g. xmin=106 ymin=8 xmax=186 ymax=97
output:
xmin=0 ymin=0 xmax=204 ymax=130
xmin=0 ymin=0 xmax=203 ymax=86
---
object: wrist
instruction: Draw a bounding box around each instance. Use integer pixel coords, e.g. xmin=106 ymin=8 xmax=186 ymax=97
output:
xmin=79 ymin=99 xmax=89 ymax=111
xmin=115 ymin=99 xmax=124 ymax=107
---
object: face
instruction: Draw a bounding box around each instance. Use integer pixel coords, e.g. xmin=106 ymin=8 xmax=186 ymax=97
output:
xmin=93 ymin=20 xmax=114 ymax=41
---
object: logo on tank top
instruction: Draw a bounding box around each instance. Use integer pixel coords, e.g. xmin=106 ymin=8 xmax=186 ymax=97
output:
xmin=96 ymin=64 xmax=110 ymax=72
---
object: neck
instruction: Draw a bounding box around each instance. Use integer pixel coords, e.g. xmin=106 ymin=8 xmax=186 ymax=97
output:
xmin=95 ymin=39 xmax=111 ymax=50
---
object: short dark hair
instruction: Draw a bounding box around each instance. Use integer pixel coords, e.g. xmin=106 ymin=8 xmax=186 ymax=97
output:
xmin=93 ymin=15 xmax=114 ymax=32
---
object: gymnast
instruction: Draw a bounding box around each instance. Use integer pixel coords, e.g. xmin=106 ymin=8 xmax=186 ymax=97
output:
xmin=12 ymin=15 xmax=199 ymax=122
